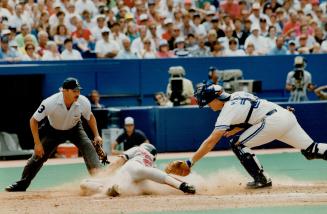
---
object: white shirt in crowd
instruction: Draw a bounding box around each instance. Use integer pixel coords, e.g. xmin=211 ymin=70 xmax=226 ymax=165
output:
xmin=244 ymin=35 xmax=269 ymax=55
xmin=41 ymin=51 xmax=62 ymax=60
xmin=61 ymin=49 xmax=83 ymax=60
xmin=95 ymin=39 xmax=120 ymax=55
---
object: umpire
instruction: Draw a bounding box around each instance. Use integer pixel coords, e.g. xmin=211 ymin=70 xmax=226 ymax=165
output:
xmin=5 ymin=77 xmax=102 ymax=192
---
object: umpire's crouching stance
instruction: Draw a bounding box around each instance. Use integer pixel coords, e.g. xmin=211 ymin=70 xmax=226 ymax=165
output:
xmin=5 ymin=77 xmax=102 ymax=192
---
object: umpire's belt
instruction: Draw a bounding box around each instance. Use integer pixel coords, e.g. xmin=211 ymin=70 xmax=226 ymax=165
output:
xmin=266 ymin=109 xmax=277 ymax=116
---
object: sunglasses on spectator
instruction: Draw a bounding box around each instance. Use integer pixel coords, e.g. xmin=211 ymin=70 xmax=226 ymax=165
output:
xmin=26 ymin=46 xmax=35 ymax=50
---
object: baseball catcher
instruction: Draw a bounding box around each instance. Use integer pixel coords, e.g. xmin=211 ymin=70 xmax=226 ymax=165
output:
xmin=166 ymin=81 xmax=327 ymax=189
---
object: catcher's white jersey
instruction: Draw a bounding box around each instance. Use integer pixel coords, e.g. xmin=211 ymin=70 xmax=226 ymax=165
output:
xmin=215 ymin=91 xmax=314 ymax=150
xmin=215 ymin=91 xmax=278 ymax=130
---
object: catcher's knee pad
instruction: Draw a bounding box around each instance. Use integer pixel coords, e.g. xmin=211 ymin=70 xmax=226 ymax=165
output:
xmin=301 ymin=142 xmax=327 ymax=160
xmin=231 ymin=143 xmax=268 ymax=182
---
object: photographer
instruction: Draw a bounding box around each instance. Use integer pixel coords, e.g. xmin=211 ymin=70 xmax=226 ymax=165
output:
xmin=285 ymin=56 xmax=315 ymax=102
xmin=166 ymin=66 xmax=194 ymax=106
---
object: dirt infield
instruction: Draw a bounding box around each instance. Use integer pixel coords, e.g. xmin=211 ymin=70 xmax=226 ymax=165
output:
xmin=2 ymin=171 xmax=327 ymax=214
xmin=2 ymin=149 xmax=327 ymax=214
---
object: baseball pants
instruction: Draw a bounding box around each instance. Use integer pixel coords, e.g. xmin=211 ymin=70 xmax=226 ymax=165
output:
xmin=17 ymin=121 xmax=100 ymax=189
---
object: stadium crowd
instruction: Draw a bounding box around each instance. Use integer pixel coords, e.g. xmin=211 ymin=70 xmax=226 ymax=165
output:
xmin=0 ymin=0 xmax=327 ymax=61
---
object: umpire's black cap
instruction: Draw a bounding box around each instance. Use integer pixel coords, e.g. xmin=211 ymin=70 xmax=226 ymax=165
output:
xmin=194 ymin=81 xmax=230 ymax=108
xmin=62 ymin=77 xmax=83 ymax=90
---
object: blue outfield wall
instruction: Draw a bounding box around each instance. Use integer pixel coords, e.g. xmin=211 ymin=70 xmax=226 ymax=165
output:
xmin=0 ymin=54 xmax=326 ymax=107
xmin=119 ymin=101 xmax=327 ymax=152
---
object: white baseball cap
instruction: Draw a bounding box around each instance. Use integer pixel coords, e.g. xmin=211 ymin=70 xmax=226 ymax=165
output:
xmin=124 ymin=117 xmax=134 ymax=125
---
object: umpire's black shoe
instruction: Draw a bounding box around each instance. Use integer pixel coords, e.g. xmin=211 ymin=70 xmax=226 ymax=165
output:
xmin=246 ymin=178 xmax=272 ymax=189
xmin=179 ymin=182 xmax=196 ymax=194
xmin=5 ymin=182 xmax=27 ymax=192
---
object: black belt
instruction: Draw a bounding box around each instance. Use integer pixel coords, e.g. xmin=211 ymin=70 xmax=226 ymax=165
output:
xmin=266 ymin=109 xmax=277 ymax=116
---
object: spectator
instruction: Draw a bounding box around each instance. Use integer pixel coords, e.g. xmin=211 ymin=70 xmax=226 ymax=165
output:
xmin=269 ymin=35 xmax=287 ymax=55
xmin=244 ymin=42 xmax=258 ymax=56
xmin=283 ymin=10 xmax=300 ymax=38
xmin=220 ymin=0 xmax=240 ymax=19
xmin=89 ymin=90 xmax=105 ymax=110
xmin=181 ymin=12 xmax=196 ymax=37
xmin=156 ymin=39 xmax=174 ymax=58
xmin=111 ymin=117 xmax=150 ymax=155
xmin=244 ymin=24 xmax=269 ymax=55
xmin=286 ymin=40 xmax=299 ymax=55
xmin=192 ymin=13 xmax=206 ymax=37
xmin=72 ymin=19 xmax=94 ymax=54
xmin=37 ymin=12 xmax=51 ymax=36
xmin=205 ymin=29 xmax=218 ymax=51
xmin=211 ymin=41 xmax=225 ymax=57
xmin=81 ymin=10 xmax=93 ymax=30
xmin=232 ymin=18 xmax=248 ymax=48
xmin=259 ymin=18 xmax=269 ymax=37
xmin=49 ymin=9 xmax=66 ymax=36
xmin=314 ymin=85 xmax=327 ymax=100
xmin=91 ymin=15 xmax=108 ymax=42
xmin=95 ymin=28 xmax=120 ymax=58
xmin=297 ymin=34 xmax=310 ymax=54
xmin=14 ymin=24 xmax=38 ymax=49
xmin=149 ymin=24 xmax=160 ymax=49
xmin=225 ymin=37 xmax=245 ymax=56
xmin=53 ymin=24 xmax=70 ymax=52
xmin=131 ymin=26 xmax=154 ymax=55
xmin=60 ymin=38 xmax=83 ymax=60
xmin=168 ymin=25 xmax=182 ymax=50
xmin=173 ymin=37 xmax=190 ymax=57
xmin=266 ymin=25 xmax=277 ymax=51
xmin=126 ymin=22 xmax=139 ymax=43
xmin=138 ymin=38 xmax=156 ymax=59
xmin=42 ymin=41 xmax=61 ymax=60
xmin=162 ymin=18 xmax=174 ymax=41
xmin=220 ymin=26 xmax=236 ymax=50
xmin=154 ymin=92 xmax=173 ymax=107
xmin=285 ymin=56 xmax=315 ymax=102
xmin=191 ymin=35 xmax=211 ymax=57
xmin=36 ymin=31 xmax=49 ymax=57
xmin=21 ymin=42 xmax=40 ymax=61
xmin=0 ymin=35 xmax=21 ymax=62
xmin=248 ymin=2 xmax=270 ymax=27
xmin=311 ymin=42 xmax=321 ymax=54
xmin=109 ymin=22 xmax=128 ymax=49
xmin=116 ymin=38 xmax=138 ymax=59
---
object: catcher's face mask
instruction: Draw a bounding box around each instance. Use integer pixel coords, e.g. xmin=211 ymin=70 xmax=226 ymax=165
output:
xmin=194 ymin=82 xmax=230 ymax=108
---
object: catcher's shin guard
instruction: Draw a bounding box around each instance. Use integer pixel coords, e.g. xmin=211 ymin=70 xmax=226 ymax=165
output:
xmin=301 ymin=142 xmax=327 ymax=160
xmin=231 ymin=143 xmax=270 ymax=186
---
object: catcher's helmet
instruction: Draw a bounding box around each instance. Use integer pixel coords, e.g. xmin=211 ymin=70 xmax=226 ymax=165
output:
xmin=140 ymin=143 xmax=157 ymax=158
xmin=194 ymin=81 xmax=230 ymax=108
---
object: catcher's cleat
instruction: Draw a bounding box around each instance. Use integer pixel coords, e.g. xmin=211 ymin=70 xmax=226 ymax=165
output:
xmin=5 ymin=182 xmax=27 ymax=192
xmin=246 ymin=178 xmax=272 ymax=189
xmin=179 ymin=182 xmax=196 ymax=194
xmin=106 ymin=184 xmax=120 ymax=197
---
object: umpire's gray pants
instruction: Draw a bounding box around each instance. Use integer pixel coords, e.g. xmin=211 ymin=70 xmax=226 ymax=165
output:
xmin=17 ymin=121 xmax=100 ymax=189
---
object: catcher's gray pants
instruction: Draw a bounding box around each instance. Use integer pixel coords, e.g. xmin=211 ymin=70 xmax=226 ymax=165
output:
xmin=17 ymin=121 xmax=100 ymax=189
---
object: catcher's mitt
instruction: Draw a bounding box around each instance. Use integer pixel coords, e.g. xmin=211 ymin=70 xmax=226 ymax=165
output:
xmin=92 ymin=141 xmax=110 ymax=165
xmin=165 ymin=160 xmax=191 ymax=176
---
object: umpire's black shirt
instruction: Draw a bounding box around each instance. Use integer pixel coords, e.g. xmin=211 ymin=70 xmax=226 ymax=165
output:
xmin=116 ymin=129 xmax=148 ymax=150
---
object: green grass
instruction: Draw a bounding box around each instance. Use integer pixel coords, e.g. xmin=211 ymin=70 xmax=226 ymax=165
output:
xmin=2 ymin=151 xmax=327 ymax=191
